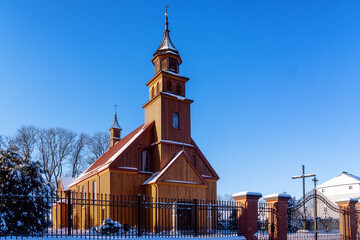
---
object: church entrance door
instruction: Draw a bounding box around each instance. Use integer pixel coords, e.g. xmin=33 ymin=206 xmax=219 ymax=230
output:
xmin=177 ymin=202 xmax=192 ymax=231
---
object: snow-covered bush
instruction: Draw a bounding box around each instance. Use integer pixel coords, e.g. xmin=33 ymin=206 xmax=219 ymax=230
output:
xmin=0 ymin=147 xmax=53 ymax=235
xmin=99 ymin=218 xmax=122 ymax=235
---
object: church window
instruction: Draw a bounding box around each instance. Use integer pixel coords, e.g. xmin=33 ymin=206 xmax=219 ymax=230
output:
xmin=349 ymin=185 xmax=353 ymax=190
xmin=176 ymin=84 xmax=181 ymax=95
xmin=93 ymin=181 xmax=97 ymax=204
xmin=151 ymin=86 xmax=155 ymax=98
xmin=142 ymin=150 xmax=150 ymax=172
xmin=169 ymin=58 xmax=177 ymax=73
xmin=322 ymin=189 xmax=325 ymax=193
xmin=156 ymin=82 xmax=160 ymax=94
xmin=173 ymin=113 xmax=179 ymax=129
xmin=82 ymin=186 xmax=85 ymax=207
xmin=167 ymin=81 xmax=172 ymax=92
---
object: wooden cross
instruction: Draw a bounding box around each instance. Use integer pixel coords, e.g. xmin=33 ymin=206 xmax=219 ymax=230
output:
xmin=292 ymin=165 xmax=316 ymax=229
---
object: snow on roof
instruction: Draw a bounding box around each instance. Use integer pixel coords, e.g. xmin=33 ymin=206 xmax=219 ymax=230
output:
xmin=143 ymin=151 xmax=184 ymax=185
xmin=69 ymin=123 xmax=153 ymax=188
xmin=150 ymin=139 xmax=194 ymax=148
xmin=60 ymin=177 xmax=75 ymax=190
xmin=161 ymin=91 xmax=192 ymax=101
xmin=110 ymin=114 xmax=122 ymax=130
xmin=155 ymin=31 xmax=179 ymax=56
xmin=317 ymin=172 xmax=360 ymax=189
xmin=142 ymin=150 xmax=207 ymax=186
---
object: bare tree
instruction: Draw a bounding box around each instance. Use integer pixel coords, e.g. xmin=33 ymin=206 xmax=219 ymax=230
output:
xmin=13 ymin=125 xmax=38 ymax=160
xmin=68 ymin=132 xmax=88 ymax=178
xmin=36 ymin=127 xmax=76 ymax=186
xmin=0 ymin=135 xmax=4 ymax=150
xmin=87 ymin=131 xmax=110 ymax=164
xmin=0 ymin=135 xmax=16 ymax=151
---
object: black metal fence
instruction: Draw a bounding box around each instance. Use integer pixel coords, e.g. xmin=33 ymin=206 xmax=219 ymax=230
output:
xmin=0 ymin=192 xmax=243 ymax=239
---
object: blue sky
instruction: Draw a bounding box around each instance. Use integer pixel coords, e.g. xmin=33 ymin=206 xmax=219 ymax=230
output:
xmin=1 ymin=0 xmax=360 ymax=199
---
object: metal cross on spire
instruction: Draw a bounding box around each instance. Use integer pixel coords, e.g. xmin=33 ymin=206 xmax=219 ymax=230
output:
xmin=114 ymin=104 xmax=118 ymax=115
xmin=164 ymin=5 xmax=169 ymax=31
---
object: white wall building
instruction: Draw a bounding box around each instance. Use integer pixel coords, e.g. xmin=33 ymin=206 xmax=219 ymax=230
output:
xmin=316 ymin=171 xmax=360 ymax=203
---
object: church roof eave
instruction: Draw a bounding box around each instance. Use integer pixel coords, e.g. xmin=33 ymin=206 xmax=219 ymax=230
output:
xmin=146 ymin=70 xmax=189 ymax=87
xmin=142 ymin=92 xmax=193 ymax=109
xmin=69 ymin=122 xmax=155 ymax=188
xmin=142 ymin=150 xmax=208 ymax=186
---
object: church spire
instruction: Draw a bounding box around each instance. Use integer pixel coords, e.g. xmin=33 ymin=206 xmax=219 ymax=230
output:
xmin=153 ymin=6 xmax=179 ymax=57
xmin=109 ymin=105 xmax=122 ymax=147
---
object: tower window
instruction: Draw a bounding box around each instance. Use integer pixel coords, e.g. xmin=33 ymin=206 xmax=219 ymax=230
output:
xmin=169 ymin=58 xmax=178 ymax=73
xmin=151 ymin=86 xmax=155 ymax=98
xmin=349 ymin=185 xmax=353 ymax=190
xmin=173 ymin=113 xmax=179 ymax=129
xmin=161 ymin=58 xmax=167 ymax=70
xmin=155 ymin=59 xmax=160 ymax=73
xmin=156 ymin=82 xmax=160 ymax=94
xmin=176 ymin=84 xmax=181 ymax=95
xmin=141 ymin=150 xmax=150 ymax=172
xmin=167 ymin=81 xmax=172 ymax=92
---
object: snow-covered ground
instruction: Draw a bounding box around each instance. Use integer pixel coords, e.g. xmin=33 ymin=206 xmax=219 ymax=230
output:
xmin=0 ymin=237 xmax=245 ymax=240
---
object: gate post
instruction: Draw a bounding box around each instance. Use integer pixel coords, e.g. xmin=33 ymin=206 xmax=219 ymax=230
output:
xmin=66 ymin=190 xmax=72 ymax=236
xmin=232 ymin=191 xmax=262 ymax=240
xmin=336 ymin=198 xmax=358 ymax=240
xmin=356 ymin=203 xmax=360 ymax=239
xmin=264 ymin=193 xmax=291 ymax=240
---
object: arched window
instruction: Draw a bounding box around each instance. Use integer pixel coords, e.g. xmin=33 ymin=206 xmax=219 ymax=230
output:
xmin=151 ymin=86 xmax=155 ymax=98
xmin=173 ymin=113 xmax=179 ymax=129
xmin=176 ymin=84 xmax=181 ymax=95
xmin=156 ymin=82 xmax=160 ymax=94
xmin=167 ymin=81 xmax=172 ymax=92
xmin=141 ymin=150 xmax=150 ymax=172
xmin=169 ymin=58 xmax=178 ymax=73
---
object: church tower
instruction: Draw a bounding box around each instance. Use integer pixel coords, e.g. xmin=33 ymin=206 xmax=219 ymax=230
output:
xmin=143 ymin=10 xmax=193 ymax=170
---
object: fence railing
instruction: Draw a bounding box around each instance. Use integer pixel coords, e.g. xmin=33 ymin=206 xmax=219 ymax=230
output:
xmin=0 ymin=191 xmax=242 ymax=239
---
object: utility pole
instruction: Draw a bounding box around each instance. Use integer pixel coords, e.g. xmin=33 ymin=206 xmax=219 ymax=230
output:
xmin=292 ymin=165 xmax=316 ymax=230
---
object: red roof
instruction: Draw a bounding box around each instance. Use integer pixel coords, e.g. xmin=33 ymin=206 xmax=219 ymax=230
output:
xmin=69 ymin=122 xmax=154 ymax=187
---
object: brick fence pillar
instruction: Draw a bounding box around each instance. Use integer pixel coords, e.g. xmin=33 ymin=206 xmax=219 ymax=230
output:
xmin=264 ymin=193 xmax=291 ymax=240
xmin=336 ymin=198 xmax=358 ymax=240
xmin=232 ymin=191 xmax=262 ymax=240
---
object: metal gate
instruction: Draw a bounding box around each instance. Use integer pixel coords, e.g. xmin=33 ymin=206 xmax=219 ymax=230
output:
xmin=288 ymin=190 xmax=341 ymax=240
xmin=257 ymin=201 xmax=273 ymax=240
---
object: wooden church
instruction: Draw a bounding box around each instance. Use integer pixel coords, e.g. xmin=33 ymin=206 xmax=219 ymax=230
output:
xmin=63 ymin=11 xmax=219 ymax=230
